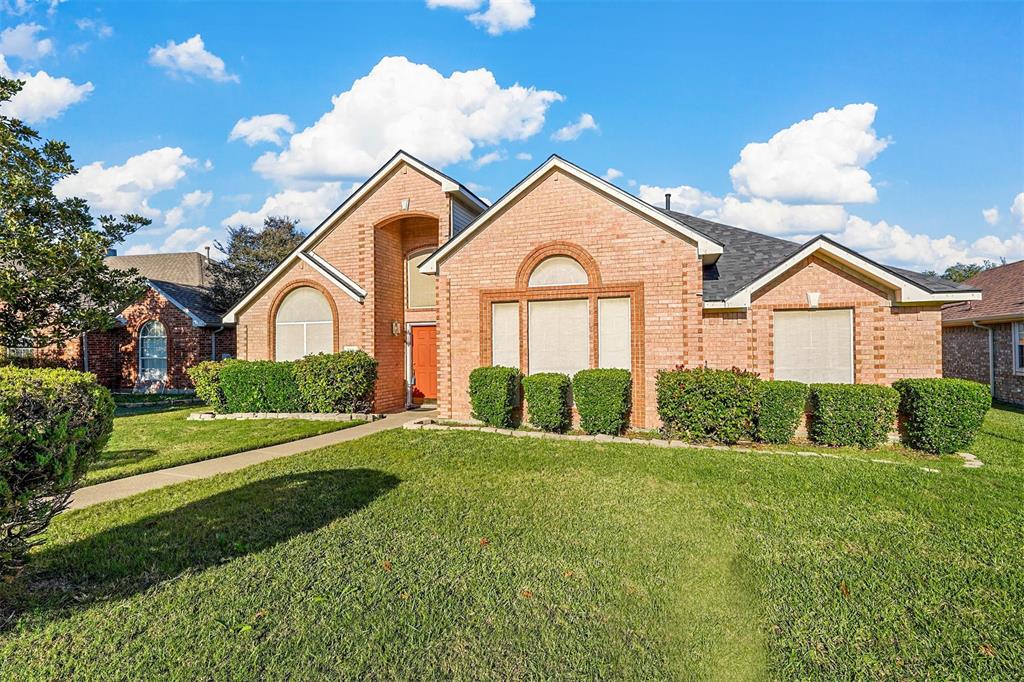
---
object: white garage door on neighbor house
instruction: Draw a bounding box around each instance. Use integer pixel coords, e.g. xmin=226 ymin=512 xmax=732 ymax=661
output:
xmin=773 ymin=309 xmax=854 ymax=383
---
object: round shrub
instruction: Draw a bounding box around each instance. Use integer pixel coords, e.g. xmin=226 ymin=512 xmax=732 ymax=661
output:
xmin=656 ymin=367 xmax=759 ymax=443
xmin=294 ymin=351 xmax=378 ymax=413
xmin=522 ymin=373 xmax=571 ymax=432
xmin=809 ymin=384 xmax=899 ymax=449
xmin=755 ymin=380 xmax=810 ymax=444
xmin=893 ymin=378 xmax=991 ymax=454
xmin=469 ymin=366 xmax=522 ymax=428
xmin=186 ymin=359 xmax=235 ymax=412
xmin=1 ymin=367 xmax=114 ymax=575
xmin=572 ymin=369 xmax=631 ymax=435
xmin=218 ymin=360 xmax=304 ymax=413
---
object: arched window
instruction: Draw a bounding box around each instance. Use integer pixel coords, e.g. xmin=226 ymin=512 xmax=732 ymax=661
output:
xmin=528 ymin=256 xmax=588 ymax=287
xmin=406 ymin=250 xmax=436 ymax=308
xmin=275 ymin=286 xmax=334 ymax=361
xmin=139 ymin=320 xmax=168 ymax=381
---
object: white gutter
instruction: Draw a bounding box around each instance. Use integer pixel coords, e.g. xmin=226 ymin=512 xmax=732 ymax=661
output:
xmin=972 ymin=321 xmax=996 ymax=396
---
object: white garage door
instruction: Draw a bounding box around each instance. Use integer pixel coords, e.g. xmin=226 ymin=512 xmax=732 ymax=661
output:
xmin=774 ymin=309 xmax=854 ymax=383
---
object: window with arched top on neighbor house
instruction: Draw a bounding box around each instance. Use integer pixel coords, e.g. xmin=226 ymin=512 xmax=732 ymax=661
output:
xmin=138 ymin=320 xmax=168 ymax=381
xmin=274 ymin=286 xmax=334 ymax=361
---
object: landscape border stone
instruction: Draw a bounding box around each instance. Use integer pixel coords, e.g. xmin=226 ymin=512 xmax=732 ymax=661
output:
xmin=188 ymin=411 xmax=383 ymax=422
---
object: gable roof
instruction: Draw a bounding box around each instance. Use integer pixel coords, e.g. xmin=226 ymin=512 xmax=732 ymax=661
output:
xmin=106 ymin=252 xmax=224 ymax=326
xmin=943 ymin=259 xmax=1024 ymax=324
xmin=419 ymin=155 xmax=725 ymax=274
xmin=222 ymin=150 xmax=485 ymax=323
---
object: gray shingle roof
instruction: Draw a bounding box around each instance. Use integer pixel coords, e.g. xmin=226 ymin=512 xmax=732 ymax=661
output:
xmin=106 ymin=252 xmax=224 ymax=325
xmin=657 ymin=208 xmax=978 ymax=301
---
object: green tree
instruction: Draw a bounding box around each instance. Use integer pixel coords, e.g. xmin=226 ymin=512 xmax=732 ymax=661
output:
xmin=209 ymin=216 xmax=307 ymax=311
xmin=0 ymin=77 xmax=148 ymax=349
xmin=940 ymin=260 xmax=1002 ymax=283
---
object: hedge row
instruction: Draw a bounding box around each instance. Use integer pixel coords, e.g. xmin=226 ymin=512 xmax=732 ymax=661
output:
xmin=654 ymin=368 xmax=989 ymax=451
xmin=1 ymin=367 xmax=114 ymax=575
xmin=469 ymin=367 xmax=632 ymax=435
xmin=187 ymin=351 xmax=378 ymax=414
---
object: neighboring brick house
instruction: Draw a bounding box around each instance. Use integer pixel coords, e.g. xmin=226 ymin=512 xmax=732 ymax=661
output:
xmin=224 ymin=151 xmax=980 ymax=426
xmin=57 ymin=252 xmax=235 ymax=391
xmin=942 ymin=260 xmax=1024 ymax=406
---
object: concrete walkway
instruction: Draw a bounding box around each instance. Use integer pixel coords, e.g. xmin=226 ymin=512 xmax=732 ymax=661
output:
xmin=70 ymin=409 xmax=436 ymax=511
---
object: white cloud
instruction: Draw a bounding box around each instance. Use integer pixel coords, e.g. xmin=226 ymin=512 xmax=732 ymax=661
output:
xmin=551 ymin=113 xmax=598 ymax=142
xmin=1 ymin=0 xmax=32 ymax=15
xmin=253 ymin=56 xmax=562 ymax=182
xmin=0 ymin=22 xmax=53 ymax=60
xmin=221 ymin=182 xmax=356 ymax=228
xmin=164 ymin=189 xmax=213 ymax=230
xmin=602 ymin=168 xmax=623 ymax=182
xmin=469 ymin=0 xmax=535 ymax=35
xmin=75 ymin=18 xmax=113 ymax=39
xmin=229 ymin=114 xmax=295 ymax=146
xmin=54 ymin=147 xmax=196 ymax=217
xmin=638 ymin=183 xmax=724 ymax=215
xmin=426 ymin=0 xmax=481 ymax=8
xmin=730 ymin=103 xmax=889 ymax=204
xmin=148 ymin=34 xmax=238 ymax=83
xmin=822 ymin=216 xmax=972 ymax=270
xmin=126 ymin=226 xmax=214 ymax=256
xmin=1012 ymin=192 xmax=1024 ymax=225
xmin=982 ymin=206 xmax=1000 ymax=225
xmin=0 ymin=54 xmax=93 ymax=122
xmin=474 ymin=149 xmax=506 ymax=168
xmin=515 ymin=152 xmax=532 ymax=161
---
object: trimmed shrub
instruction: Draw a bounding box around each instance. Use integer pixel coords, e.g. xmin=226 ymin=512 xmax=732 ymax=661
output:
xmin=1 ymin=367 xmax=114 ymax=575
xmin=469 ymin=366 xmax=522 ymax=428
xmin=294 ymin=351 xmax=378 ymax=413
xmin=219 ymin=360 xmax=304 ymax=413
xmin=754 ymin=380 xmax=810 ymax=444
xmin=186 ymin=359 xmax=235 ymax=412
xmin=656 ymin=367 xmax=759 ymax=443
xmin=809 ymin=384 xmax=899 ymax=449
xmin=894 ymin=378 xmax=991 ymax=454
xmin=572 ymin=369 xmax=631 ymax=435
xmin=523 ymin=373 xmax=571 ymax=432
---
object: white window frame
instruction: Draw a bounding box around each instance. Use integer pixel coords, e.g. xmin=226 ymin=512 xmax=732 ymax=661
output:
xmin=274 ymin=320 xmax=333 ymax=358
xmin=406 ymin=249 xmax=437 ymax=310
xmin=138 ymin=320 xmax=168 ymax=381
xmin=773 ymin=309 xmax=855 ymax=384
xmin=1014 ymin=321 xmax=1024 ymax=375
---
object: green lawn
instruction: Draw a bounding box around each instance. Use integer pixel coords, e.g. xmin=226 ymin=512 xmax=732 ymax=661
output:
xmin=88 ymin=408 xmax=359 ymax=484
xmin=2 ymin=406 xmax=1021 ymax=680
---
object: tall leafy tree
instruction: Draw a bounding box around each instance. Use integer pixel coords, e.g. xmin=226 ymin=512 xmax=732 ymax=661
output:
xmin=940 ymin=260 xmax=1002 ymax=283
xmin=209 ymin=216 xmax=307 ymax=311
xmin=0 ymin=77 xmax=148 ymax=349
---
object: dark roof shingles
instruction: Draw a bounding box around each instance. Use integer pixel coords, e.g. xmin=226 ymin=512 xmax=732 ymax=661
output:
xmin=106 ymin=252 xmax=223 ymax=325
xmin=943 ymin=260 xmax=1024 ymax=323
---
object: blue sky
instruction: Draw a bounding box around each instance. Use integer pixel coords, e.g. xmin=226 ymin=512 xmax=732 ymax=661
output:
xmin=2 ymin=0 xmax=1021 ymax=270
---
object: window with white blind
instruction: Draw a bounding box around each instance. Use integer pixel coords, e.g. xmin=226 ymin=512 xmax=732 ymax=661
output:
xmin=528 ymin=299 xmax=589 ymax=375
xmin=491 ymin=302 xmax=520 ymax=368
xmin=1014 ymin=322 xmax=1024 ymax=374
xmin=773 ymin=309 xmax=854 ymax=383
xmin=407 ymin=251 xmax=436 ymax=308
xmin=528 ymin=256 xmax=588 ymax=287
xmin=598 ymin=297 xmax=631 ymax=369
xmin=275 ymin=287 xmax=334 ymax=361
xmin=139 ymin=320 xmax=168 ymax=381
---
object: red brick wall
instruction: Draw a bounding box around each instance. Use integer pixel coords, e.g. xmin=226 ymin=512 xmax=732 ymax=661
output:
xmin=46 ymin=288 xmax=235 ymax=391
xmin=944 ymin=321 xmax=1024 ymax=406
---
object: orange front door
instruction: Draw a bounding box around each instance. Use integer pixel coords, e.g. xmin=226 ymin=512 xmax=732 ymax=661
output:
xmin=411 ymin=325 xmax=438 ymax=403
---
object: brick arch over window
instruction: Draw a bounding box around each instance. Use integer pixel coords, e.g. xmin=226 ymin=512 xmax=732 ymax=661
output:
xmin=267 ymin=279 xmax=340 ymax=359
xmin=372 ymin=210 xmax=441 ymax=231
xmin=515 ymin=241 xmax=602 ymax=290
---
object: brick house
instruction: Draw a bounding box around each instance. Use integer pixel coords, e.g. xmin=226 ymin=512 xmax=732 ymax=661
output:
xmin=223 ymin=151 xmax=980 ymax=426
xmin=57 ymin=252 xmax=235 ymax=391
xmin=942 ymin=260 xmax=1024 ymax=406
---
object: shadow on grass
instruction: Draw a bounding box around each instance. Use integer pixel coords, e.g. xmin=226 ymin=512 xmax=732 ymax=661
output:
xmin=2 ymin=468 xmax=398 ymax=627
xmin=90 ymin=449 xmax=158 ymax=471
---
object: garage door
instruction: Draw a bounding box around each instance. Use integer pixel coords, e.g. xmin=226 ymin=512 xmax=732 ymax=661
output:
xmin=773 ymin=309 xmax=854 ymax=383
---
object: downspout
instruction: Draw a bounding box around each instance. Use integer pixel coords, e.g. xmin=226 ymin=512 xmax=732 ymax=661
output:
xmin=211 ymin=326 xmax=224 ymax=360
xmin=81 ymin=332 xmax=89 ymax=372
xmin=972 ymin=321 xmax=995 ymax=397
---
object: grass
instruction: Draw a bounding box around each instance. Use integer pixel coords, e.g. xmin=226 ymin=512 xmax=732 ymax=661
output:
xmin=1 ymin=406 xmax=1021 ymax=680
xmin=88 ymin=408 xmax=360 ymax=484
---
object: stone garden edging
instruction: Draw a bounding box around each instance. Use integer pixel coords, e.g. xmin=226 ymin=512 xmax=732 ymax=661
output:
xmin=188 ymin=411 xmax=383 ymax=422
xmin=403 ymin=417 xmax=982 ymax=471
